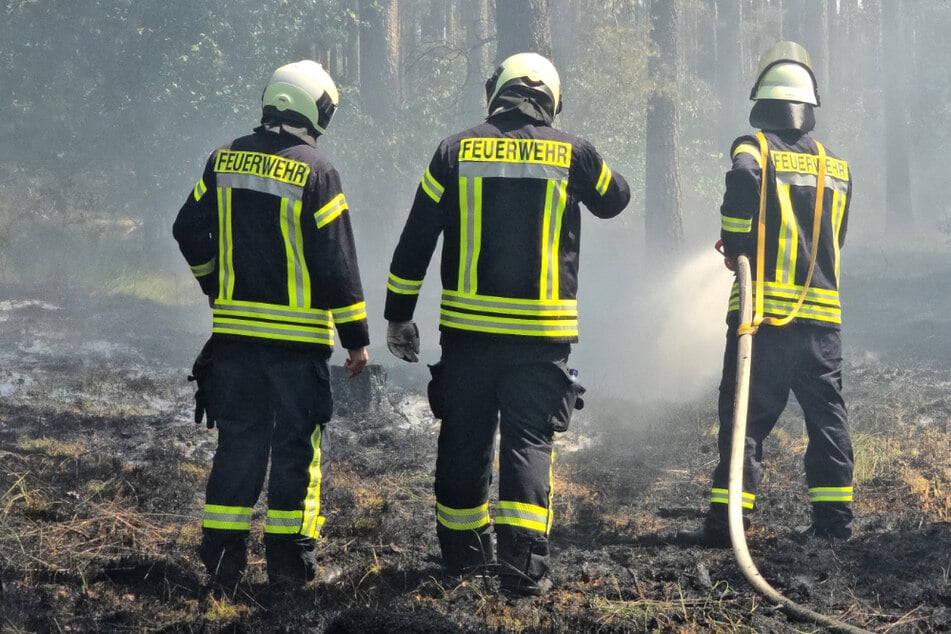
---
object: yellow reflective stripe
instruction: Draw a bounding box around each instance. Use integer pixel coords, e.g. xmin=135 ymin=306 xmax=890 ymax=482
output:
xmin=214 ymin=150 xmax=310 ymax=186
xmin=315 ymin=193 xmax=348 ymax=228
xmin=387 ymin=272 xmax=423 ymax=295
xmin=212 ymin=318 xmax=334 ymax=345
xmin=495 ymin=500 xmax=549 ymax=533
xmin=458 ymin=138 xmax=571 ymax=168
xmin=193 ymin=177 xmax=207 ymax=201
xmin=458 ymin=176 xmax=483 ymax=294
xmin=203 ymin=504 xmax=253 ymax=531
xmin=440 ymin=309 xmax=578 ymax=338
xmin=302 ymin=426 xmax=324 ymax=538
xmin=539 ymin=179 xmax=568 ymax=301
xmin=732 ymin=143 xmax=763 ymax=168
xmin=213 ymin=300 xmax=333 ymax=325
xmin=280 ymin=197 xmax=310 ymax=308
xmin=721 ymin=215 xmax=752 ymax=233
xmin=832 ymin=188 xmax=846 ymax=283
xmin=441 ymin=291 xmax=577 ymax=316
xmin=710 ymin=487 xmax=755 ymax=509
xmin=421 ymin=167 xmax=444 ymax=203
xmin=265 ymin=509 xmax=303 ymax=535
xmin=331 ymin=301 xmax=367 ymax=324
xmin=775 ymin=182 xmax=798 ymax=286
xmin=217 ymin=187 xmax=236 ymax=300
xmin=436 ymin=502 xmax=490 ymax=531
xmin=595 ymin=161 xmax=613 ymax=195
xmin=191 ymin=257 xmax=216 ymax=278
xmin=809 ymin=486 xmax=853 ymax=503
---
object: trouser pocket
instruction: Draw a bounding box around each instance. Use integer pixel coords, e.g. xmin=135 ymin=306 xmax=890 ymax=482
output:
xmin=427 ymin=361 xmax=447 ymax=419
xmin=549 ymin=363 xmax=585 ymax=433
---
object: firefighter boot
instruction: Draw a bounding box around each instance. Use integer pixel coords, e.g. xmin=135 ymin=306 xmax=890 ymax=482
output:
xmin=675 ymin=507 xmax=745 ymax=548
xmin=199 ymin=532 xmax=248 ymax=596
xmin=264 ymin=534 xmax=318 ymax=589
xmin=497 ymin=532 xmax=553 ymax=597
xmin=437 ymin=525 xmax=496 ymax=575
xmin=796 ymin=502 xmax=853 ymax=543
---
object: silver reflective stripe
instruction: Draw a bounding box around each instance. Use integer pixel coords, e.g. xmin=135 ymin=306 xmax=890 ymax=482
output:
xmin=217 ymin=187 xmax=233 ymax=299
xmin=776 ymin=170 xmax=850 ymax=194
xmin=440 ymin=311 xmax=577 ymax=335
xmin=331 ymin=302 xmax=367 ymax=323
xmin=541 ymin=179 xmax=568 ymax=301
xmin=279 ymin=197 xmax=308 ymax=308
xmin=217 ymin=172 xmax=304 ymax=200
xmin=213 ymin=302 xmax=332 ymax=325
xmin=316 ymin=194 xmax=347 ymax=228
xmin=459 ymin=177 xmax=481 ymax=294
xmin=441 ymin=292 xmax=576 ymax=315
xmin=775 ymin=183 xmax=796 ymax=286
xmin=212 ymin=318 xmax=334 ymax=344
xmin=459 ymin=161 xmax=569 ymax=180
xmin=387 ymin=273 xmax=423 ymax=294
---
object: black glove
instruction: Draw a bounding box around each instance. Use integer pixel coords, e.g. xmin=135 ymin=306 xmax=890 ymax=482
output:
xmin=187 ymin=338 xmax=215 ymax=429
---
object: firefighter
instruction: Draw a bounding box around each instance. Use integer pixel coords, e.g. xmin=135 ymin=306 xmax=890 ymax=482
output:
xmin=679 ymin=42 xmax=854 ymax=547
xmin=173 ymin=60 xmax=370 ymax=592
xmin=384 ymin=52 xmax=630 ymax=596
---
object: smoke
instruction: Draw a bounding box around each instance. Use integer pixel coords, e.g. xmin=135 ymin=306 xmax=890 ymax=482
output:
xmin=573 ymin=248 xmax=731 ymax=404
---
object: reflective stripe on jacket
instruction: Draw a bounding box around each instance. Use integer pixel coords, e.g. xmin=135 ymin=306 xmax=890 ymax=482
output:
xmin=173 ymin=124 xmax=369 ymax=350
xmin=720 ymin=130 xmax=851 ymax=327
xmin=385 ymin=111 xmax=630 ymax=343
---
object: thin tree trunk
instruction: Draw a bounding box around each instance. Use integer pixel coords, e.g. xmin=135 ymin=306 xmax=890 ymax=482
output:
xmin=359 ymin=0 xmax=401 ymax=122
xmin=645 ymin=0 xmax=684 ymax=260
xmin=881 ymin=0 xmax=914 ymax=231
xmin=494 ymin=0 xmax=552 ymax=64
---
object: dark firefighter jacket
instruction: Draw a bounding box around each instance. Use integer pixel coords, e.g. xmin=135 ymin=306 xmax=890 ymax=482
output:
xmin=384 ymin=110 xmax=631 ymax=344
xmin=173 ymin=123 xmax=369 ymax=352
xmin=720 ymin=130 xmax=851 ymax=328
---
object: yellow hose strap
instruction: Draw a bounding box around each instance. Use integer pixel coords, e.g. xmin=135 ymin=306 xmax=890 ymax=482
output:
xmin=751 ymin=131 xmax=826 ymax=330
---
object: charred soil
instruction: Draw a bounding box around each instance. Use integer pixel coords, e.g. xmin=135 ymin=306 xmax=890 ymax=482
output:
xmin=1 ymin=256 xmax=950 ymax=633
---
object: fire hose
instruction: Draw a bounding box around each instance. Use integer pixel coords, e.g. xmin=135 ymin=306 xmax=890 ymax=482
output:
xmin=727 ymin=254 xmax=871 ymax=634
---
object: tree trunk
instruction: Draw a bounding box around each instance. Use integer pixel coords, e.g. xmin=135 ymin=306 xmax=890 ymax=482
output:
xmin=462 ymin=0 xmax=492 ymax=120
xmin=494 ymin=0 xmax=552 ymax=64
xmin=881 ymin=0 xmax=914 ymax=231
xmin=645 ymin=0 xmax=684 ymax=260
xmin=359 ymin=0 xmax=401 ymax=122
xmin=715 ymin=0 xmax=744 ymax=149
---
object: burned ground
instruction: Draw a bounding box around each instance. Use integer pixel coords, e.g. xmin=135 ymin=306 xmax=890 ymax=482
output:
xmin=1 ymin=253 xmax=950 ymax=633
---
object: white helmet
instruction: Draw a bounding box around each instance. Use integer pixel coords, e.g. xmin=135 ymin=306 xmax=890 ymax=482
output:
xmin=750 ymin=41 xmax=819 ymax=106
xmin=262 ymin=60 xmax=339 ymax=135
xmin=485 ymin=52 xmax=562 ymax=118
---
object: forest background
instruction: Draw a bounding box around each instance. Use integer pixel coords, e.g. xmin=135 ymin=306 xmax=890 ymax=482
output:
xmin=2 ymin=1 xmax=947 ymax=396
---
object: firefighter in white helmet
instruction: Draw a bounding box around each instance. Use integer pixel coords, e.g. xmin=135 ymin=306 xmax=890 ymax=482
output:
xmin=174 ymin=60 xmax=370 ymax=593
xmin=679 ymin=42 xmax=855 ymax=547
xmin=384 ymin=52 xmax=630 ymax=596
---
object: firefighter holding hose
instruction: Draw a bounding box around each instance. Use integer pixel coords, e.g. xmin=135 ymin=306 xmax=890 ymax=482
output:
xmin=679 ymin=41 xmax=855 ymax=547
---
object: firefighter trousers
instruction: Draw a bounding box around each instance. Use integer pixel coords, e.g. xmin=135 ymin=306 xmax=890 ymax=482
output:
xmin=708 ymin=323 xmax=853 ymax=530
xmin=199 ymin=340 xmax=333 ymax=587
xmin=429 ymin=339 xmax=580 ymax=583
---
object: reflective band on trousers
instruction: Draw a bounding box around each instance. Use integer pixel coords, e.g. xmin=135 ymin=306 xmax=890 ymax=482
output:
xmin=203 ymin=504 xmax=253 ymax=531
xmin=710 ymin=487 xmax=755 ymax=510
xmin=265 ymin=509 xmax=303 ymax=534
xmin=436 ymin=501 xmax=490 ymax=531
xmin=495 ymin=500 xmax=549 ymax=534
xmin=809 ymin=486 xmax=853 ymax=503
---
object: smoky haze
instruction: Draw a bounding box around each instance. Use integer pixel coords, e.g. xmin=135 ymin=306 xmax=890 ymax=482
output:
xmin=1 ymin=1 xmax=949 ymax=409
